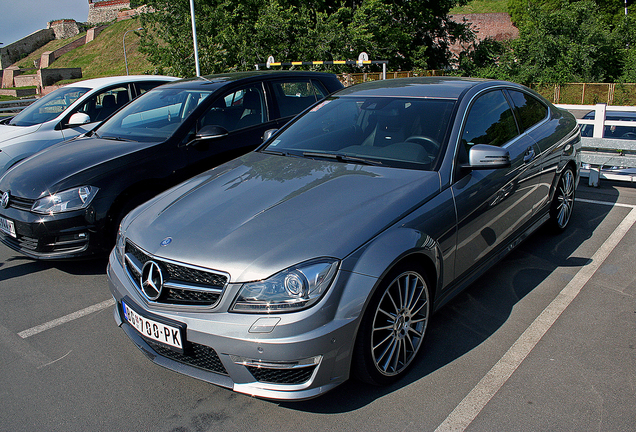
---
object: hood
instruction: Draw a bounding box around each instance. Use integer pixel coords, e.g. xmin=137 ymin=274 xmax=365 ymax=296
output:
xmin=124 ymin=152 xmax=441 ymax=282
xmin=0 ymin=123 xmax=42 ymax=152
xmin=0 ymin=136 xmax=160 ymax=198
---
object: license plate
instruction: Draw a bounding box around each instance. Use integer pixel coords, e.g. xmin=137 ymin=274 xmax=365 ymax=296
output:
xmin=0 ymin=215 xmax=16 ymax=238
xmin=122 ymin=301 xmax=183 ymax=350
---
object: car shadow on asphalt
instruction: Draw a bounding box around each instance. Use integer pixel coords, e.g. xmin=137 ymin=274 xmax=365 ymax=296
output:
xmin=0 ymin=254 xmax=108 ymax=281
xmin=284 ymin=186 xmax=619 ymax=413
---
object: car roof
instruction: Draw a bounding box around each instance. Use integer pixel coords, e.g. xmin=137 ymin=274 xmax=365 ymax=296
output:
xmin=63 ymin=75 xmax=180 ymax=89
xmin=160 ymin=70 xmax=339 ymax=90
xmin=333 ymin=76 xmax=520 ymax=99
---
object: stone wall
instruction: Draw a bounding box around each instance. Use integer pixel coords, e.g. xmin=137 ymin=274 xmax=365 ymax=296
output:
xmin=48 ymin=20 xmax=80 ymax=40
xmin=38 ymin=68 xmax=82 ymax=87
xmin=87 ymin=0 xmax=131 ymax=24
xmin=0 ymin=29 xmax=55 ymax=69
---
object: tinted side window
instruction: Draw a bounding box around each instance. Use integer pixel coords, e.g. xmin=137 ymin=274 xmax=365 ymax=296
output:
xmin=508 ymin=90 xmax=548 ymax=131
xmin=271 ymin=79 xmax=329 ymax=118
xmin=71 ymin=85 xmax=130 ymax=124
xmin=462 ymin=90 xmax=518 ymax=149
xmin=197 ymin=84 xmax=267 ymax=133
xmin=135 ymin=81 xmax=167 ymax=96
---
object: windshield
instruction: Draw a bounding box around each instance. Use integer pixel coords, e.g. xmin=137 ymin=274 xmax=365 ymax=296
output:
xmin=9 ymin=87 xmax=90 ymax=126
xmin=262 ymin=96 xmax=455 ymax=170
xmin=94 ymin=87 xmax=213 ymax=142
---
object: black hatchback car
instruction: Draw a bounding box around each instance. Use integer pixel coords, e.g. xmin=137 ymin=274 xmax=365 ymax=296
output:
xmin=0 ymin=71 xmax=343 ymax=259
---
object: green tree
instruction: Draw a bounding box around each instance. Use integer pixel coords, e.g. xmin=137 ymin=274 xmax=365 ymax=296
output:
xmin=462 ymin=1 xmax=623 ymax=84
xmin=136 ymin=0 xmax=471 ymax=77
xmin=508 ymin=0 xmax=628 ymax=27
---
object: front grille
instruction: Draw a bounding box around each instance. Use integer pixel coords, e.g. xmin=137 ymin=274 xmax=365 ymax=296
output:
xmin=247 ymin=365 xmax=317 ymax=385
xmin=125 ymin=241 xmax=228 ymax=306
xmin=0 ymin=189 xmax=34 ymax=211
xmin=147 ymin=340 xmax=228 ymax=375
xmin=18 ymin=235 xmax=39 ymax=251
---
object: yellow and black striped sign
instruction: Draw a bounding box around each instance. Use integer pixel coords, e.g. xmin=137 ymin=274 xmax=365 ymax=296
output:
xmin=256 ymin=60 xmax=388 ymax=68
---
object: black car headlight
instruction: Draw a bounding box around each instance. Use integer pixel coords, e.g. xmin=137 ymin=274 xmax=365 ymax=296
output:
xmin=231 ymin=258 xmax=339 ymax=313
xmin=114 ymin=223 xmax=126 ymax=265
xmin=32 ymin=186 xmax=99 ymax=214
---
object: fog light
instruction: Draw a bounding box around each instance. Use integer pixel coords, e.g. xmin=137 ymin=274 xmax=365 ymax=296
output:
xmin=229 ymin=354 xmax=321 ymax=369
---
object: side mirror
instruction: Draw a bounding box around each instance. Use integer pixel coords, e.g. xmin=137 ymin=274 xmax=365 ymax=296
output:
xmin=67 ymin=112 xmax=92 ymax=127
xmin=263 ymin=129 xmax=278 ymax=143
xmin=465 ymin=144 xmax=511 ymax=169
xmin=196 ymin=125 xmax=229 ymax=141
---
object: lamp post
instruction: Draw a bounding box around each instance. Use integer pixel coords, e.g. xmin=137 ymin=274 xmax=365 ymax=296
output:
xmin=123 ymin=27 xmax=144 ymax=75
xmin=189 ymin=0 xmax=201 ymax=76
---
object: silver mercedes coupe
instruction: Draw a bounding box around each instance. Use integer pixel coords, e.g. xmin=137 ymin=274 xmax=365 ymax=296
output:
xmin=107 ymin=77 xmax=580 ymax=400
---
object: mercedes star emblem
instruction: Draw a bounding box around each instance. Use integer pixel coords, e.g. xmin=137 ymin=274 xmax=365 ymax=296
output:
xmin=140 ymin=261 xmax=164 ymax=301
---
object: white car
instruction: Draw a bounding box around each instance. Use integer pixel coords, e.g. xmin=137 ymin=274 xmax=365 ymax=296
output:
xmin=0 ymin=75 xmax=178 ymax=173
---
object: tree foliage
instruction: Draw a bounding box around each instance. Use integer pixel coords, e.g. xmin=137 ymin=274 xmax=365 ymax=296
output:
xmin=460 ymin=0 xmax=636 ymax=84
xmin=136 ymin=0 xmax=471 ymax=77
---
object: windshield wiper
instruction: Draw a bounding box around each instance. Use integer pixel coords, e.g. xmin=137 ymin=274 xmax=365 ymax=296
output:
xmin=101 ymin=135 xmax=132 ymax=142
xmin=302 ymin=151 xmax=383 ymax=166
xmin=261 ymin=149 xmax=303 ymax=158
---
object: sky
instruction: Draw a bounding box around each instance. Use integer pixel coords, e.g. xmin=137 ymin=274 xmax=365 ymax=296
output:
xmin=0 ymin=0 xmax=89 ymax=46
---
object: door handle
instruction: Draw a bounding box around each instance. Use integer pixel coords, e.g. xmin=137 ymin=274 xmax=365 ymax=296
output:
xmin=523 ymin=146 xmax=536 ymax=163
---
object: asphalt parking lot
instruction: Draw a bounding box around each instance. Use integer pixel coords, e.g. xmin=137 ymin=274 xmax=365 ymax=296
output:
xmin=0 ymin=179 xmax=634 ymax=432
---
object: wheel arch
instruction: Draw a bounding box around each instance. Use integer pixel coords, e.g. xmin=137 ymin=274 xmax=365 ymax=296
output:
xmin=103 ymin=178 xmax=167 ymax=239
xmin=340 ymin=226 xmax=442 ymax=328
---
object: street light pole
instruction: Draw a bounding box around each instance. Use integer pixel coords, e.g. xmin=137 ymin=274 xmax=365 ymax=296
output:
xmin=189 ymin=0 xmax=201 ymax=77
xmin=123 ymin=27 xmax=144 ymax=75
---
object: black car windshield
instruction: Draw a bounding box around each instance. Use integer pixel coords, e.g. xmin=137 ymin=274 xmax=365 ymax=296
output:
xmin=94 ymin=87 xmax=213 ymax=142
xmin=262 ymin=96 xmax=455 ymax=169
xmin=9 ymin=87 xmax=90 ymax=126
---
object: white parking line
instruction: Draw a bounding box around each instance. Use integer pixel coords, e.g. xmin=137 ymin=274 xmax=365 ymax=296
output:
xmin=435 ymin=202 xmax=636 ymax=432
xmin=18 ymin=298 xmax=115 ymax=339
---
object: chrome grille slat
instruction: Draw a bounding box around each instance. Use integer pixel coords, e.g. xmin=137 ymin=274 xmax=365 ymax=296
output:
xmin=124 ymin=241 xmax=227 ymax=306
xmin=0 ymin=189 xmax=34 ymax=211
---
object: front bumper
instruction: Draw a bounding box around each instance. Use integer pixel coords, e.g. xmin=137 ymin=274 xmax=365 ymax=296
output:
xmin=0 ymin=204 xmax=101 ymax=259
xmin=107 ymin=249 xmax=360 ymax=401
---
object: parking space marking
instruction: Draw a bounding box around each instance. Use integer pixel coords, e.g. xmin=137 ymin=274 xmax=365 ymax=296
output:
xmin=435 ymin=202 xmax=636 ymax=432
xmin=18 ymin=298 xmax=115 ymax=339
xmin=577 ymin=197 xmax=636 ymax=209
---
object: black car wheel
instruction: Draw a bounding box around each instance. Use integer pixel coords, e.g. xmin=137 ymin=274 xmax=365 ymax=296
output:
xmin=550 ymin=167 xmax=575 ymax=232
xmin=354 ymin=263 xmax=430 ymax=386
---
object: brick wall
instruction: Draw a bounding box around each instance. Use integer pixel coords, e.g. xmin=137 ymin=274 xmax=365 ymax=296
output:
xmin=450 ymin=13 xmax=519 ymax=42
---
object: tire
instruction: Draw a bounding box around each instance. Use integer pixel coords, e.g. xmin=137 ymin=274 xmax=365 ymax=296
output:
xmin=549 ymin=167 xmax=575 ymax=233
xmin=353 ymin=263 xmax=431 ymax=386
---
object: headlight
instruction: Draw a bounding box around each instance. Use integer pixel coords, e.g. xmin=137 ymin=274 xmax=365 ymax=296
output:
xmin=231 ymin=258 xmax=339 ymax=313
xmin=114 ymin=223 xmax=126 ymax=265
xmin=31 ymin=186 xmax=98 ymax=214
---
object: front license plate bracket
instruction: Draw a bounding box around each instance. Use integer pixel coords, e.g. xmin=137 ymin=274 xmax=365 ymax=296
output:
xmin=121 ymin=298 xmax=186 ymax=354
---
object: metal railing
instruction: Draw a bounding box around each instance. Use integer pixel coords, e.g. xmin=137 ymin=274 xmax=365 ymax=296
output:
xmin=0 ymin=98 xmax=37 ymax=116
xmin=556 ymin=103 xmax=636 ymax=186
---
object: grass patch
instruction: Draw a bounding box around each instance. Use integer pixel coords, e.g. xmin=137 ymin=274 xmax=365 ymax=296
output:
xmin=51 ymin=19 xmax=158 ymax=78
xmin=451 ymin=0 xmax=508 ymax=14
xmin=15 ymin=37 xmax=82 ymax=69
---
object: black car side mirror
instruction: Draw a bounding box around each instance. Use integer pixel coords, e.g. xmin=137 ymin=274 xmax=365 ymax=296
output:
xmin=262 ymin=129 xmax=278 ymax=143
xmin=195 ymin=125 xmax=229 ymax=141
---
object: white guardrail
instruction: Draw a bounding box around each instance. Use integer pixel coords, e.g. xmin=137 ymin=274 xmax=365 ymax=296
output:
xmin=0 ymin=98 xmax=37 ymax=116
xmin=556 ymin=103 xmax=636 ymax=186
